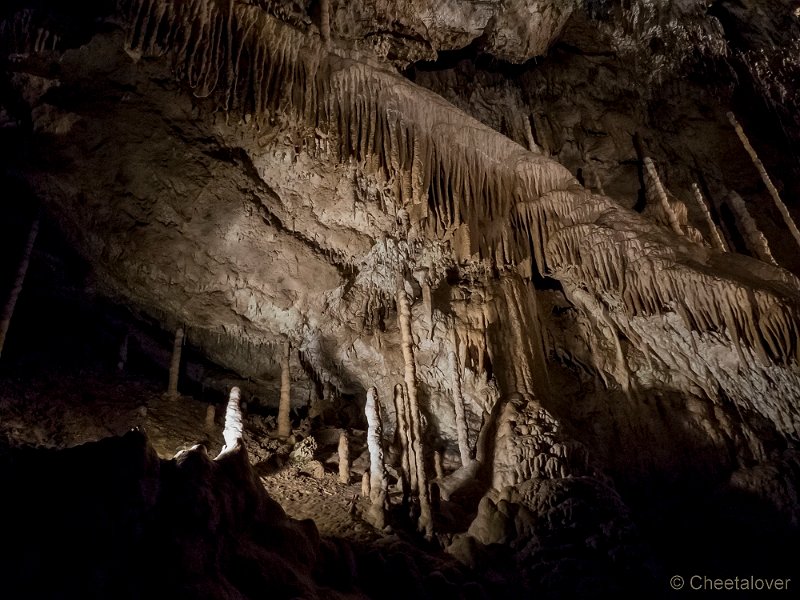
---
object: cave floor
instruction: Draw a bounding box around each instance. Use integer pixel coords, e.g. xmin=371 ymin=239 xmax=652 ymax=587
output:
xmin=0 ymin=367 xmax=385 ymax=543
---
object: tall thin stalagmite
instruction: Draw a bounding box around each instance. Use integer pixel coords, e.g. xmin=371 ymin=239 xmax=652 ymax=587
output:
xmin=643 ymin=157 xmax=684 ymax=235
xmin=166 ymin=326 xmax=184 ymax=398
xmin=395 ymin=273 xmax=433 ymax=537
xmin=448 ymin=322 xmax=471 ymax=467
xmin=205 ymin=405 xmax=216 ymax=431
xmin=728 ymin=111 xmax=800 ymax=251
xmin=278 ymin=340 xmax=292 ymax=438
xmin=223 ymin=386 xmax=243 ymax=450
xmin=726 ymin=191 xmax=778 ymax=266
xmin=338 ymin=429 xmax=350 ymax=484
xmin=365 ymin=386 xmax=387 ymax=528
xmin=393 ymin=383 xmax=412 ymax=499
xmin=691 ymin=183 xmax=728 ymax=252
xmin=0 ymin=212 xmax=39 ymax=359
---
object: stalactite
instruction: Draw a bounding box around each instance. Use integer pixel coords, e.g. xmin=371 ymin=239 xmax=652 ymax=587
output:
xmin=0 ymin=212 xmax=39 ymax=359
xmin=365 ymin=387 xmax=387 ymax=529
xmin=643 ymin=157 xmax=684 ymax=235
xmin=166 ymin=326 xmax=184 ymax=398
xmin=119 ymin=0 xmax=800 ymax=372
xmin=278 ymin=339 xmax=292 ymax=437
xmin=691 ymin=183 xmax=728 ymax=252
xmin=222 ymin=386 xmax=243 ymax=450
xmin=448 ymin=322 xmax=471 ymax=467
xmin=338 ymin=429 xmax=350 ymax=484
xmin=726 ymin=191 xmax=778 ymax=266
xmin=395 ymin=273 xmax=433 ymax=537
xmin=728 ymin=111 xmax=800 ymax=251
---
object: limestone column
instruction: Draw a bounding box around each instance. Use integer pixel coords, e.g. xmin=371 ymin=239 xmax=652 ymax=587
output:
xmin=0 ymin=212 xmax=39 ymax=359
xmin=166 ymin=326 xmax=184 ymax=398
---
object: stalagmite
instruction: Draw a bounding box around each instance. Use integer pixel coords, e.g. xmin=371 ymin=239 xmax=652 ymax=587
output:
xmin=643 ymin=157 xmax=683 ymax=235
xmin=448 ymin=323 xmax=471 ymax=466
xmin=361 ymin=471 xmax=370 ymax=498
xmin=338 ymin=429 xmax=350 ymax=484
xmin=522 ymin=115 xmax=541 ymax=154
xmin=166 ymin=326 xmax=184 ymax=399
xmin=395 ymin=273 xmax=433 ymax=537
xmin=278 ymin=339 xmax=292 ymax=438
xmin=692 ymin=183 xmax=728 ymax=252
xmin=222 ymin=386 xmax=243 ymax=450
xmin=434 ymin=450 xmax=444 ymax=480
xmin=205 ymin=405 xmax=216 ymax=431
xmin=0 ymin=212 xmax=39 ymax=359
xmin=392 ymin=383 xmax=412 ymax=498
xmin=726 ymin=191 xmax=778 ymax=266
xmin=365 ymin=386 xmax=387 ymax=528
xmin=728 ymin=111 xmax=800 ymax=251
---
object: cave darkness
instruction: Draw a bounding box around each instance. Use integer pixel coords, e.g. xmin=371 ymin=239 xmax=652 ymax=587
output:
xmin=1 ymin=1 xmax=799 ymax=599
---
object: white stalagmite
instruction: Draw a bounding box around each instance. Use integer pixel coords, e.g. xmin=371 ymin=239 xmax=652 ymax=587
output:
xmin=167 ymin=326 xmax=184 ymax=398
xmin=278 ymin=339 xmax=291 ymax=437
xmin=365 ymin=386 xmax=387 ymax=528
xmin=395 ymin=273 xmax=433 ymax=537
xmin=692 ymin=183 xmax=728 ymax=252
xmin=726 ymin=191 xmax=778 ymax=266
xmin=643 ymin=157 xmax=684 ymax=236
xmin=0 ymin=212 xmax=39 ymax=359
xmin=448 ymin=323 xmax=471 ymax=466
xmin=223 ymin=386 xmax=243 ymax=449
xmin=338 ymin=429 xmax=350 ymax=484
xmin=728 ymin=111 xmax=800 ymax=251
